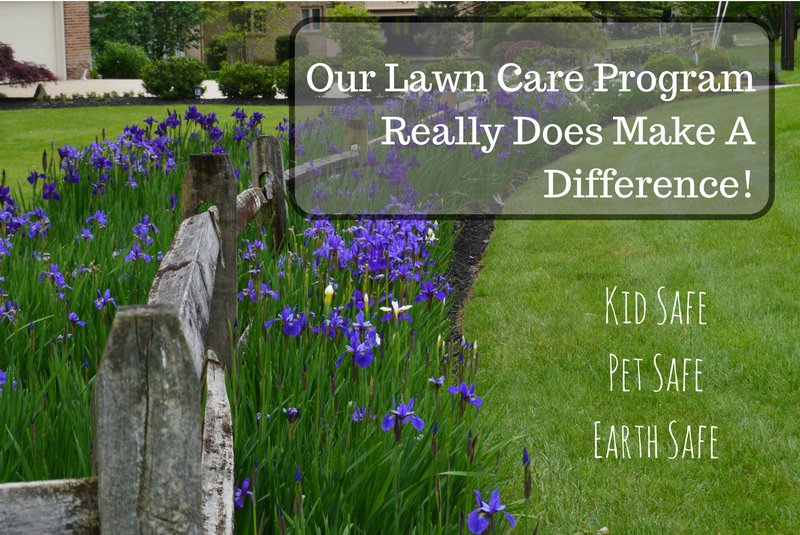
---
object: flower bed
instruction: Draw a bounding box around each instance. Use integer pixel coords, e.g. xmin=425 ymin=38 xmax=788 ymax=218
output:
xmin=0 ymin=102 xmax=528 ymax=533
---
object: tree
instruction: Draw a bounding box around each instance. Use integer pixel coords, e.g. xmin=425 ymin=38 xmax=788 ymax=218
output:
xmin=676 ymin=1 xmax=795 ymax=41
xmin=414 ymin=2 xmax=474 ymax=57
xmin=582 ymin=2 xmax=668 ymax=24
xmin=0 ymin=42 xmax=58 ymax=86
xmin=90 ymin=2 xmax=203 ymax=60
xmin=494 ymin=2 xmax=610 ymax=52
xmin=322 ymin=3 xmax=384 ymax=60
xmin=203 ymin=2 xmax=287 ymax=64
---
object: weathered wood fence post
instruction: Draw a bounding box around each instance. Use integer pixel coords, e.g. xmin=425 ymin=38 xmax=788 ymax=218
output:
xmin=344 ymin=119 xmax=368 ymax=159
xmin=401 ymin=97 xmax=418 ymax=119
xmin=249 ymin=136 xmax=289 ymax=251
xmin=179 ymin=154 xmax=237 ymax=373
xmin=93 ymin=305 xmax=203 ymax=535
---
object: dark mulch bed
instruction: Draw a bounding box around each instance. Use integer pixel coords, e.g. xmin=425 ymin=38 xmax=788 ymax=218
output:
xmin=0 ymin=96 xmax=289 ymax=111
xmin=0 ymin=95 xmax=397 ymax=111
xmin=445 ymin=218 xmax=496 ymax=340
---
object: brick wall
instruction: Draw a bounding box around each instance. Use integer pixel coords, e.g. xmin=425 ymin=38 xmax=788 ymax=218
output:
xmin=63 ymin=1 xmax=92 ymax=79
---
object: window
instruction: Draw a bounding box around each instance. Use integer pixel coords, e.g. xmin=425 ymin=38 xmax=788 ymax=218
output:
xmin=301 ymin=8 xmax=321 ymax=31
xmin=252 ymin=10 xmax=265 ymax=34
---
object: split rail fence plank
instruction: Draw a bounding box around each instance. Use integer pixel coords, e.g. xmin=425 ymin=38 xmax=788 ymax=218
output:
xmin=148 ymin=211 xmax=220 ymax=378
xmin=201 ymin=352 xmax=235 ymax=535
xmin=0 ymin=477 xmax=99 ymax=534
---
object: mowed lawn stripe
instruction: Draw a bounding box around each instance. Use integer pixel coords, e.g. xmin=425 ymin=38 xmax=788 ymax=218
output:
xmin=462 ymin=87 xmax=800 ymax=534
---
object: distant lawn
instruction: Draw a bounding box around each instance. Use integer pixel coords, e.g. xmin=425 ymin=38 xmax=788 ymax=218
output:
xmin=461 ymin=87 xmax=800 ymax=534
xmin=0 ymin=104 xmax=290 ymax=198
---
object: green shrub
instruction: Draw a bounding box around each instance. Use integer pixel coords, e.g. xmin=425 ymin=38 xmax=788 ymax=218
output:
xmin=205 ymin=37 xmax=227 ymax=72
xmin=421 ymin=58 xmax=471 ymax=90
xmin=474 ymin=39 xmax=496 ymax=61
xmin=96 ymin=41 xmax=149 ymax=79
xmin=275 ymin=34 xmax=309 ymax=64
xmin=275 ymin=56 xmax=330 ymax=100
xmin=274 ymin=59 xmax=294 ymax=99
xmin=699 ymin=46 xmax=731 ymax=74
xmin=607 ymin=44 xmax=667 ymax=68
xmin=343 ymin=53 xmax=409 ymax=96
xmin=515 ymin=45 xmax=585 ymax=70
xmin=140 ymin=57 xmax=208 ymax=99
xmin=718 ymin=33 xmax=735 ymax=49
xmin=643 ymin=54 xmax=686 ymax=75
xmin=217 ymin=61 xmax=276 ymax=99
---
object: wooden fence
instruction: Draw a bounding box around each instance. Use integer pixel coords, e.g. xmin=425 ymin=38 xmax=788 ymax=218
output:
xmin=0 ymin=137 xmax=288 ymax=535
xmin=0 ymin=91 xmax=476 ymax=534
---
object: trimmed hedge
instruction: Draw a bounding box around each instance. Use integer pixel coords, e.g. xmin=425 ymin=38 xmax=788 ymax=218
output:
xmin=643 ymin=54 xmax=686 ymax=75
xmin=141 ymin=57 xmax=208 ymax=99
xmin=218 ymin=61 xmax=276 ymax=99
xmin=96 ymin=41 xmax=149 ymax=79
xmin=699 ymin=47 xmax=732 ymax=74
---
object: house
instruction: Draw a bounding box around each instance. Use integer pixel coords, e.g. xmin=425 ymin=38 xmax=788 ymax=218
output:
xmin=200 ymin=1 xmax=423 ymax=66
xmin=0 ymin=1 xmax=92 ymax=80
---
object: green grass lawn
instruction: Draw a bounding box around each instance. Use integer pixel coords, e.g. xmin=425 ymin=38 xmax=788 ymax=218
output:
xmin=0 ymin=104 xmax=290 ymax=197
xmin=461 ymin=87 xmax=800 ymax=534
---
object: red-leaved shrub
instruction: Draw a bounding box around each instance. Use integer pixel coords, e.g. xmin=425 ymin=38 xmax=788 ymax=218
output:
xmin=0 ymin=42 xmax=58 ymax=86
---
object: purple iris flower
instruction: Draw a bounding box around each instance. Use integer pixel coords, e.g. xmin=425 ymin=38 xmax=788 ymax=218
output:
xmin=27 ymin=171 xmax=45 ymax=186
xmin=132 ymin=215 xmax=158 ymax=239
xmin=168 ymin=194 xmax=179 ymax=211
xmin=283 ymin=407 xmax=299 ymax=422
xmin=447 ymin=381 xmax=483 ymax=408
xmin=234 ymin=478 xmax=253 ymax=509
xmin=86 ymin=210 xmax=108 ymax=228
xmin=76 ymin=226 xmax=94 ymax=242
xmin=68 ymin=312 xmax=86 ymax=327
xmin=39 ymin=264 xmax=70 ymax=290
xmin=337 ymin=326 xmax=377 ymax=368
xmin=295 ymin=465 xmax=301 ymax=482
xmin=382 ymin=397 xmax=424 ymax=442
xmin=467 ymin=489 xmax=515 ymax=534
xmin=27 ymin=220 xmax=47 ymax=239
xmin=94 ymin=289 xmax=117 ymax=310
xmin=523 ymin=447 xmax=530 ymax=466
xmin=429 ymin=376 xmax=445 ymax=387
xmin=352 ymin=405 xmax=369 ymax=422
xmin=347 ymin=289 xmax=375 ymax=311
xmin=125 ymin=241 xmax=151 ymax=263
xmin=42 ymin=182 xmax=60 ymax=201
xmin=275 ymin=306 xmax=305 ymax=337
xmin=414 ymin=279 xmax=447 ymax=304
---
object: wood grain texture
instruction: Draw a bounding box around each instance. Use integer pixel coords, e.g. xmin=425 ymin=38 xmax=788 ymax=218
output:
xmin=148 ymin=211 xmax=219 ymax=378
xmin=180 ymin=153 xmax=238 ymax=374
xmin=249 ymin=136 xmax=288 ymax=250
xmin=236 ymin=186 xmax=269 ymax=236
xmin=0 ymin=477 xmax=99 ymax=534
xmin=344 ymin=119 xmax=368 ymax=158
xmin=201 ymin=354 xmax=235 ymax=535
xmin=93 ymin=305 xmax=203 ymax=535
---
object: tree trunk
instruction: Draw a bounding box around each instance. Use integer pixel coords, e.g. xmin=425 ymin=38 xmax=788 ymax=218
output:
xmin=783 ymin=1 xmax=795 ymax=70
